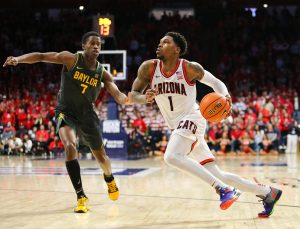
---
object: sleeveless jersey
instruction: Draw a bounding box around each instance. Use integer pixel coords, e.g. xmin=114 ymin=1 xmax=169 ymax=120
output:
xmin=56 ymin=52 xmax=104 ymax=117
xmin=150 ymin=59 xmax=199 ymax=129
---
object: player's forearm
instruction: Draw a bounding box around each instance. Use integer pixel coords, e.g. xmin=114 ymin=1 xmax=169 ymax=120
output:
xmin=200 ymin=70 xmax=229 ymax=97
xmin=114 ymin=92 xmax=128 ymax=105
xmin=130 ymin=91 xmax=147 ymax=104
xmin=16 ymin=52 xmax=49 ymax=64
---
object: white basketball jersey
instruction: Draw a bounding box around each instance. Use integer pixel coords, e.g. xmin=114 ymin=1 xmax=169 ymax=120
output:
xmin=150 ymin=59 xmax=199 ymax=129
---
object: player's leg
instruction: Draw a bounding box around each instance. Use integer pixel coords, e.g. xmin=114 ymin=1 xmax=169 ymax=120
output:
xmin=80 ymin=120 xmax=119 ymax=201
xmin=164 ymin=133 xmax=240 ymax=210
xmin=90 ymin=146 xmax=119 ymax=201
xmin=203 ymin=160 xmax=282 ymax=217
xmin=59 ymin=124 xmax=89 ymax=213
xmin=191 ymin=141 xmax=282 ymax=218
xmin=203 ymin=161 xmax=270 ymax=195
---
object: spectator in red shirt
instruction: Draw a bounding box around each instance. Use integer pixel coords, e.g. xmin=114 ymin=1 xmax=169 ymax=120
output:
xmin=16 ymin=108 xmax=27 ymax=126
xmin=35 ymin=124 xmax=49 ymax=153
xmin=24 ymin=114 xmax=34 ymax=129
xmin=133 ymin=112 xmax=147 ymax=134
xmin=1 ymin=111 xmax=16 ymax=126
xmin=48 ymin=136 xmax=64 ymax=155
xmin=229 ymin=124 xmax=242 ymax=152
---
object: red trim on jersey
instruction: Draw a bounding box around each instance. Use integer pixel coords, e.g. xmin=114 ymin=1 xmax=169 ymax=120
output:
xmin=150 ymin=60 xmax=158 ymax=87
xmin=159 ymin=59 xmax=180 ymax=78
xmin=190 ymin=139 xmax=198 ymax=153
xmin=200 ymin=158 xmax=215 ymax=165
xmin=183 ymin=59 xmax=196 ymax=86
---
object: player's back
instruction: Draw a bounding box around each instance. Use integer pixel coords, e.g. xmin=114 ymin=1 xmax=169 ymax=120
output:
xmin=150 ymin=59 xmax=198 ymax=129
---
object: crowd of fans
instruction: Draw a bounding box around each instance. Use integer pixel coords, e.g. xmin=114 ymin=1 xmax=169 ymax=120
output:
xmin=1 ymin=5 xmax=300 ymax=156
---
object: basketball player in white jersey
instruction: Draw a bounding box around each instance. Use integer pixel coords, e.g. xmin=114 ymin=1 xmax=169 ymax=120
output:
xmin=129 ymin=32 xmax=282 ymax=217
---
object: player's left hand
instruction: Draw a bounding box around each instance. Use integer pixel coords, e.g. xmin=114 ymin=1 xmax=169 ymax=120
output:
xmin=145 ymin=88 xmax=157 ymax=103
xmin=225 ymin=95 xmax=232 ymax=118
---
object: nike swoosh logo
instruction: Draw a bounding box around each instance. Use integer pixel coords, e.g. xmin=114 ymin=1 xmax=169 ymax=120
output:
xmin=76 ymin=66 xmax=83 ymax=70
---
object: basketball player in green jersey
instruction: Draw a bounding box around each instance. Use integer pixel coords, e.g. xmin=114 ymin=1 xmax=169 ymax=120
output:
xmin=3 ymin=31 xmax=129 ymax=213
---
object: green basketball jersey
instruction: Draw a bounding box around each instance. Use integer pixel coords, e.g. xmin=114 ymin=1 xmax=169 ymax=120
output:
xmin=56 ymin=52 xmax=104 ymax=117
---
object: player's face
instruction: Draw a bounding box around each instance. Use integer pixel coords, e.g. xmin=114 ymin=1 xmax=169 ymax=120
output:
xmin=82 ymin=36 xmax=101 ymax=58
xmin=156 ymin=36 xmax=180 ymax=60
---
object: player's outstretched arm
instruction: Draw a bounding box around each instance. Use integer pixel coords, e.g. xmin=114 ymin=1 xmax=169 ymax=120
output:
xmin=3 ymin=51 xmax=76 ymax=70
xmin=186 ymin=61 xmax=230 ymax=97
xmin=102 ymin=70 xmax=129 ymax=105
xmin=130 ymin=60 xmax=157 ymax=104
xmin=186 ymin=61 xmax=232 ymax=116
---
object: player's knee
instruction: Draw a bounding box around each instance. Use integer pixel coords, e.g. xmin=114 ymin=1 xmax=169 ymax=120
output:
xmin=64 ymin=142 xmax=76 ymax=154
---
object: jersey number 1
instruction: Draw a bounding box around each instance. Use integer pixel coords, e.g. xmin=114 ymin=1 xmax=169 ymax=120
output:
xmin=168 ymin=96 xmax=174 ymax=111
xmin=81 ymin=84 xmax=88 ymax=94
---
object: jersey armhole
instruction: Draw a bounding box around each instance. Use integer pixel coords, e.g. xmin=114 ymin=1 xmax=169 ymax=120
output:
xmin=150 ymin=60 xmax=158 ymax=86
xmin=99 ymin=65 xmax=105 ymax=82
xmin=69 ymin=53 xmax=79 ymax=72
xmin=183 ymin=59 xmax=196 ymax=86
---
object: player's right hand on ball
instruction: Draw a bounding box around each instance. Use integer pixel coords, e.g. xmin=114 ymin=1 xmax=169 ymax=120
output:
xmin=225 ymin=95 xmax=232 ymax=118
xmin=145 ymin=88 xmax=157 ymax=103
xmin=3 ymin=56 xmax=19 ymax=67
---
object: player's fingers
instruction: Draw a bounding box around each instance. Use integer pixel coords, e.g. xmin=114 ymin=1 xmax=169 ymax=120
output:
xmin=3 ymin=57 xmax=11 ymax=67
xmin=146 ymin=92 xmax=156 ymax=98
xmin=146 ymin=88 xmax=157 ymax=95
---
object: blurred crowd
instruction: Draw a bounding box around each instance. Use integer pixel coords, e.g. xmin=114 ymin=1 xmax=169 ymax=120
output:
xmin=1 ymin=5 xmax=300 ymax=156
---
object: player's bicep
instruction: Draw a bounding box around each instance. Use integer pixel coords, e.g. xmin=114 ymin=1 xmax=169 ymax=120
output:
xmin=40 ymin=51 xmax=76 ymax=69
xmin=102 ymin=70 xmax=120 ymax=96
xmin=132 ymin=61 xmax=151 ymax=93
xmin=186 ymin=61 xmax=205 ymax=81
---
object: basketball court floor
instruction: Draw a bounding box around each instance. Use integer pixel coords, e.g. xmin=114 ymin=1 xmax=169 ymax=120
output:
xmin=0 ymin=153 xmax=299 ymax=229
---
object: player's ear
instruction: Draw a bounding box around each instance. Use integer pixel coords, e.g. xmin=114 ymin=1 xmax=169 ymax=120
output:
xmin=175 ymin=46 xmax=180 ymax=55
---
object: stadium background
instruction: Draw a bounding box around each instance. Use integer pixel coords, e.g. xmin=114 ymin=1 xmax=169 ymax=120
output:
xmin=0 ymin=0 xmax=299 ymax=158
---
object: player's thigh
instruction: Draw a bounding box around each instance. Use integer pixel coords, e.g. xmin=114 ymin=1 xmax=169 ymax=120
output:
xmin=59 ymin=124 xmax=77 ymax=146
xmin=165 ymin=133 xmax=195 ymax=158
xmin=189 ymin=138 xmax=215 ymax=165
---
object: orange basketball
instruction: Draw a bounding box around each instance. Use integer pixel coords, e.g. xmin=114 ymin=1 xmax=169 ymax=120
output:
xmin=199 ymin=92 xmax=230 ymax=123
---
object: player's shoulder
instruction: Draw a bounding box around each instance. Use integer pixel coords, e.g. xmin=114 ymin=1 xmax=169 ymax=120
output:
xmin=139 ymin=59 xmax=158 ymax=74
xmin=59 ymin=51 xmax=77 ymax=57
xmin=183 ymin=59 xmax=204 ymax=74
xmin=141 ymin=59 xmax=158 ymax=68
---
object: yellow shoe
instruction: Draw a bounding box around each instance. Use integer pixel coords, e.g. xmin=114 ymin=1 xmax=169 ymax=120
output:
xmin=74 ymin=196 xmax=89 ymax=213
xmin=106 ymin=179 xmax=119 ymax=201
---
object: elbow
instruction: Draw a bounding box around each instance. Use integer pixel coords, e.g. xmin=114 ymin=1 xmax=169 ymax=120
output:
xmin=36 ymin=53 xmax=44 ymax=61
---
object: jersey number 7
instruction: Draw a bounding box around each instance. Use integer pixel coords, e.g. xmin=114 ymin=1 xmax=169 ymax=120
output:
xmin=81 ymin=84 xmax=88 ymax=94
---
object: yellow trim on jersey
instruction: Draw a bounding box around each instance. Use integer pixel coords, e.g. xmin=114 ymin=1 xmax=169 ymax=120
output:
xmin=69 ymin=53 xmax=79 ymax=71
xmin=99 ymin=65 xmax=104 ymax=82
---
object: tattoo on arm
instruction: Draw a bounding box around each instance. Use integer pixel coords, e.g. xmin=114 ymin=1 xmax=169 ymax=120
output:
xmin=187 ymin=61 xmax=205 ymax=81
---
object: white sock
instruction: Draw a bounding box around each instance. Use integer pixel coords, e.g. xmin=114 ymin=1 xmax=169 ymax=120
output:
xmin=204 ymin=163 xmax=271 ymax=196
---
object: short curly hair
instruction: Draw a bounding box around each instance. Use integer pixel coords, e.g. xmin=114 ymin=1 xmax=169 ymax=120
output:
xmin=82 ymin=31 xmax=100 ymax=44
xmin=165 ymin=32 xmax=187 ymax=56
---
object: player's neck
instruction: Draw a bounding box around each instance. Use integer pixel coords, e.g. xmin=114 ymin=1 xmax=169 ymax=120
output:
xmin=83 ymin=53 xmax=97 ymax=69
xmin=161 ymin=58 xmax=179 ymax=73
